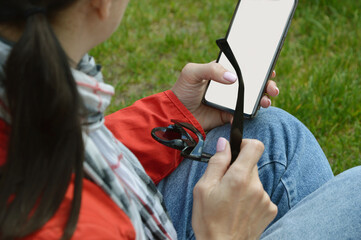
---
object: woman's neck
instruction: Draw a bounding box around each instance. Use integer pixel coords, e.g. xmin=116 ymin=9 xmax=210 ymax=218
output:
xmin=0 ymin=21 xmax=89 ymax=68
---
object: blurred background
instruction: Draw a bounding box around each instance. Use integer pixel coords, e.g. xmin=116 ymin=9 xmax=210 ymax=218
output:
xmin=90 ymin=0 xmax=361 ymax=174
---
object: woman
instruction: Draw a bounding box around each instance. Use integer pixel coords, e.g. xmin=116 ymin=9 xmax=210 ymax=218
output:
xmin=0 ymin=0 xmax=360 ymax=239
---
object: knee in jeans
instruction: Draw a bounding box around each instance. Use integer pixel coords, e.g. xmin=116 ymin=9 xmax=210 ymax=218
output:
xmin=254 ymin=107 xmax=304 ymax=129
xmin=244 ymin=107 xmax=311 ymax=147
xmin=339 ymin=166 xmax=361 ymax=185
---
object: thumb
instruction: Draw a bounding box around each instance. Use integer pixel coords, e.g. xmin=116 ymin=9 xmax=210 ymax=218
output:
xmin=202 ymin=137 xmax=231 ymax=182
xmin=180 ymin=62 xmax=237 ymax=85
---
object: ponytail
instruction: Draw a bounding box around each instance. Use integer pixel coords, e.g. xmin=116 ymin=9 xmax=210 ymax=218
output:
xmin=0 ymin=3 xmax=83 ymax=240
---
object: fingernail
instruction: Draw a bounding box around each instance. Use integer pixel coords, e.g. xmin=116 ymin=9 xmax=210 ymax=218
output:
xmin=268 ymin=99 xmax=272 ymax=107
xmin=275 ymin=87 xmax=279 ymax=96
xmin=223 ymin=72 xmax=237 ymax=83
xmin=216 ymin=137 xmax=227 ymax=152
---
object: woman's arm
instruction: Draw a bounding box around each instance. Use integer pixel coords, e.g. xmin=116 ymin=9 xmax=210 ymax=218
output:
xmin=105 ymin=90 xmax=204 ymax=184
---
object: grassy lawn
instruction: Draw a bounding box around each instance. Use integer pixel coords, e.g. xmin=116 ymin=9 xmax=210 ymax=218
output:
xmin=90 ymin=0 xmax=361 ymax=175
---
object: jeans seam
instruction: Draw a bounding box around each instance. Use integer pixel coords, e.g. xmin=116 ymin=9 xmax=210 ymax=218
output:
xmin=280 ymin=178 xmax=291 ymax=210
xmin=258 ymin=160 xmax=287 ymax=171
xmin=258 ymin=161 xmax=288 ymax=202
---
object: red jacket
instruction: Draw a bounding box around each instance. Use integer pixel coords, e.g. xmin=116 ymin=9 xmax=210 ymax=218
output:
xmin=0 ymin=90 xmax=205 ymax=239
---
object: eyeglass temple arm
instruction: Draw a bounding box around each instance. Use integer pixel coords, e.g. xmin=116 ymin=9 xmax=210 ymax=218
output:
xmin=216 ymin=38 xmax=244 ymax=164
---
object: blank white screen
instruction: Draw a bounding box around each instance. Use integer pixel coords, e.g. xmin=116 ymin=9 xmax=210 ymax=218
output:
xmin=205 ymin=0 xmax=295 ymax=116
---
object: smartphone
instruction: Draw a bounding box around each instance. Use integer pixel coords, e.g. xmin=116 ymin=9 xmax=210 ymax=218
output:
xmin=203 ymin=0 xmax=298 ymax=118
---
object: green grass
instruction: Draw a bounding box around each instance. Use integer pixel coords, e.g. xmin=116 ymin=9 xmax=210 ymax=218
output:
xmin=90 ymin=0 xmax=361 ymax=175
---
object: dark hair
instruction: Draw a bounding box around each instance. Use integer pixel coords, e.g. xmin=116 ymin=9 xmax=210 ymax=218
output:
xmin=0 ymin=1 xmax=84 ymax=239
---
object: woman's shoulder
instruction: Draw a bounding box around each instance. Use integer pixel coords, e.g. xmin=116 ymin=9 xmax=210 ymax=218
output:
xmin=23 ymin=178 xmax=136 ymax=239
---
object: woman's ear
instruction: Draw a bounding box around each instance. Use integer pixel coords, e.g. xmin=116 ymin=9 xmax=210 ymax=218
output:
xmin=90 ymin=0 xmax=112 ymax=20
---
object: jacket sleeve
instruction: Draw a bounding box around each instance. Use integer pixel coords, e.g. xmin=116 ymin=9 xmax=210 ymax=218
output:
xmin=105 ymin=90 xmax=206 ymax=184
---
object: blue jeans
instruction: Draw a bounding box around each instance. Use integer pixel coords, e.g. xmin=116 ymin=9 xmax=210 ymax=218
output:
xmin=157 ymin=107 xmax=360 ymax=239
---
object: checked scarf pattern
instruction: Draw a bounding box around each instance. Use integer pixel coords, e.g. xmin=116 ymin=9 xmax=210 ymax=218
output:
xmin=0 ymin=40 xmax=177 ymax=240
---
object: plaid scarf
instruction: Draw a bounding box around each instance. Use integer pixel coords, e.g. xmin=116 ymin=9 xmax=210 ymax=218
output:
xmin=0 ymin=40 xmax=177 ymax=240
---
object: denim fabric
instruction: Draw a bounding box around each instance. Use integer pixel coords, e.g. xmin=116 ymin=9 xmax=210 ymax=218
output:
xmin=261 ymin=166 xmax=361 ymax=239
xmin=157 ymin=107 xmax=335 ymax=239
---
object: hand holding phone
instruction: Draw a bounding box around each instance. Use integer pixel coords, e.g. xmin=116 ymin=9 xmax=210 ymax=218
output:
xmin=203 ymin=0 xmax=298 ymax=118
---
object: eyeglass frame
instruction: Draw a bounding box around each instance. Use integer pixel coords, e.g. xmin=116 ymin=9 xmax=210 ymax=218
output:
xmin=151 ymin=120 xmax=212 ymax=163
xmin=216 ymin=38 xmax=244 ymax=164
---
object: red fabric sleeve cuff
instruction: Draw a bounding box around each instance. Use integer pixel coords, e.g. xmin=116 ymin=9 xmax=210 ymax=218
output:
xmin=164 ymin=90 xmax=206 ymax=138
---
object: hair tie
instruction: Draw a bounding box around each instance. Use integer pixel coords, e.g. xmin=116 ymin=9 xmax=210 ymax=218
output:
xmin=24 ymin=7 xmax=47 ymax=18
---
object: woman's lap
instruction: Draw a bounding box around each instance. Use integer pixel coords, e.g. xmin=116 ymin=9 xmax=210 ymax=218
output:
xmin=157 ymin=107 xmax=335 ymax=239
xmin=261 ymin=166 xmax=361 ymax=239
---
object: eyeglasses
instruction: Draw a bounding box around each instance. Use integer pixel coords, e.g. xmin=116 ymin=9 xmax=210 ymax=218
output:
xmin=151 ymin=120 xmax=212 ymax=162
xmin=151 ymin=38 xmax=244 ymax=164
